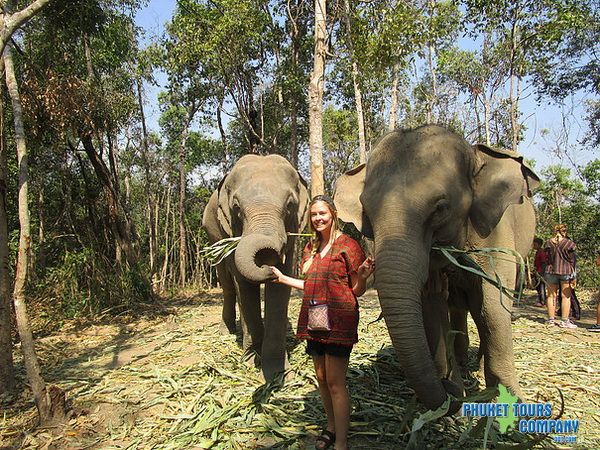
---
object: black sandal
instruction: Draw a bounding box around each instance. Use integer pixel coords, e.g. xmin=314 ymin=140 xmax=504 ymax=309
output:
xmin=315 ymin=429 xmax=336 ymax=450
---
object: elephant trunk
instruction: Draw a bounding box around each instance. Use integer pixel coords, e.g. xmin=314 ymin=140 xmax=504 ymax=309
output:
xmin=376 ymin=236 xmax=461 ymax=410
xmin=235 ymin=211 xmax=287 ymax=283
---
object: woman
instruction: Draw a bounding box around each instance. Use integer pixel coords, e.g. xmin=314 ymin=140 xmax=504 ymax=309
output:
xmin=544 ymin=224 xmax=577 ymax=329
xmin=270 ymin=195 xmax=374 ymax=450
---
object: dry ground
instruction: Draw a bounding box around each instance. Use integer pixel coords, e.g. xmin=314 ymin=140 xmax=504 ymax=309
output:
xmin=1 ymin=288 xmax=599 ymax=449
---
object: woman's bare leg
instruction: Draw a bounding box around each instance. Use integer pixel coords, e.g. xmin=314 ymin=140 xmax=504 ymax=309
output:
xmin=325 ymin=354 xmax=350 ymax=450
xmin=313 ymin=355 xmax=335 ymax=434
xmin=546 ymin=282 xmax=559 ymax=320
xmin=559 ymin=281 xmax=573 ymax=321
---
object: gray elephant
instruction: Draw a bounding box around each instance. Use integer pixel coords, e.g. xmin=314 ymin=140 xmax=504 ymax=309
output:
xmin=334 ymin=125 xmax=539 ymax=411
xmin=202 ymin=154 xmax=309 ymax=380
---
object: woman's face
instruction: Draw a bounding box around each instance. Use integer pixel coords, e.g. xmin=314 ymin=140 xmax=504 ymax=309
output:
xmin=310 ymin=201 xmax=334 ymax=234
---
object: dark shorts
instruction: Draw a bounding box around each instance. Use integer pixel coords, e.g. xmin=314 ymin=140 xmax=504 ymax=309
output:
xmin=306 ymin=340 xmax=353 ymax=358
xmin=544 ymin=273 xmax=573 ymax=284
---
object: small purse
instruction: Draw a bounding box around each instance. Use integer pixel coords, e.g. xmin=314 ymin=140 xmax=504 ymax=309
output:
xmin=306 ymin=243 xmax=333 ymax=332
xmin=307 ymin=301 xmax=331 ymax=331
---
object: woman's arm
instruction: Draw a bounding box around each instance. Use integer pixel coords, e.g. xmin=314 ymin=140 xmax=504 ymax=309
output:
xmin=270 ymin=267 xmax=305 ymax=290
xmin=351 ymin=256 xmax=375 ymax=297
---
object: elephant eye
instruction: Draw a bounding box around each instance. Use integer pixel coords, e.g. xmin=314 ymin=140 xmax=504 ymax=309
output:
xmin=232 ymin=199 xmax=241 ymax=217
xmin=286 ymin=195 xmax=296 ymax=212
xmin=432 ymin=199 xmax=450 ymax=222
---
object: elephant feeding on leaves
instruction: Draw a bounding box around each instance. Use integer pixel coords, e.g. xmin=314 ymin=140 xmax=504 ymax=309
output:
xmin=334 ymin=125 xmax=539 ymax=411
xmin=202 ymin=154 xmax=309 ymax=381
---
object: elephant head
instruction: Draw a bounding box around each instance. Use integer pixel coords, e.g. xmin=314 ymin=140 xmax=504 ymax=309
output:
xmin=216 ymin=154 xmax=309 ymax=283
xmin=334 ymin=125 xmax=539 ymax=410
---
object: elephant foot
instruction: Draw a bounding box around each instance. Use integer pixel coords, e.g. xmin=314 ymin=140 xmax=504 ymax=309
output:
xmin=261 ymin=356 xmax=291 ymax=383
xmin=242 ymin=349 xmax=261 ymax=370
xmin=441 ymin=378 xmax=464 ymax=415
xmin=219 ymin=319 xmax=236 ymax=335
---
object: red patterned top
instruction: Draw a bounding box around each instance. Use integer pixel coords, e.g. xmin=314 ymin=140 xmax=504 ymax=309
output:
xmin=296 ymin=233 xmax=366 ymax=346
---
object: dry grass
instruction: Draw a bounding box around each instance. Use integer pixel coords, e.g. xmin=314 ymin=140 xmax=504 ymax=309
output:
xmin=1 ymin=288 xmax=598 ymax=449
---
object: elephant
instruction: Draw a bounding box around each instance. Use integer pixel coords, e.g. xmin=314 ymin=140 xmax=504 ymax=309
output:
xmin=202 ymin=154 xmax=309 ymax=381
xmin=334 ymin=124 xmax=539 ymax=411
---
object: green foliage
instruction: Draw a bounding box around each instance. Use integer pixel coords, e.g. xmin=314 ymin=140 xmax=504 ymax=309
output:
xmin=535 ymin=161 xmax=600 ymax=286
xmin=322 ymin=106 xmax=360 ymax=193
xmin=527 ymin=0 xmax=599 ymax=98
xmin=39 ymin=248 xmax=151 ymax=318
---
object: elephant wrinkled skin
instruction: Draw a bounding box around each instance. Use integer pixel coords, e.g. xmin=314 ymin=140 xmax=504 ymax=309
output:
xmin=202 ymin=154 xmax=309 ymax=381
xmin=334 ymin=125 xmax=539 ymax=411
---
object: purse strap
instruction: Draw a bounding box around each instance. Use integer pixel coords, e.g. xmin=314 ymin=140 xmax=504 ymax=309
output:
xmin=309 ymin=240 xmax=333 ymax=306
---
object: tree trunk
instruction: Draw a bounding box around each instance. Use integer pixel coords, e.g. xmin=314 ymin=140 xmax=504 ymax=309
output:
xmin=343 ymin=0 xmax=367 ymax=163
xmin=36 ymin=187 xmax=46 ymax=270
xmin=83 ymin=32 xmax=95 ymax=81
xmin=160 ymin=186 xmax=172 ymax=292
xmin=178 ymin=125 xmax=189 ymax=287
xmin=0 ymin=56 xmax=15 ymax=395
xmin=216 ymin=96 xmax=229 ymax=171
xmin=106 ymin=133 xmax=122 ymax=263
xmin=388 ymin=63 xmax=400 ymax=132
xmin=509 ymin=16 xmax=520 ymax=152
xmin=5 ymin=42 xmax=66 ymax=425
xmin=473 ymin=93 xmax=482 ymax=142
xmin=106 ymin=133 xmax=119 ymax=194
xmin=308 ymin=0 xmax=326 ymax=196
xmin=285 ymin=0 xmax=305 ymax=169
xmin=80 ymin=135 xmax=140 ymax=272
xmin=482 ymin=95 xmax=491 ymax=145
xmin=426 ymin=0 xmax=438 ymax=124
xmin=135 ymin=78 xmax=156 ymax=276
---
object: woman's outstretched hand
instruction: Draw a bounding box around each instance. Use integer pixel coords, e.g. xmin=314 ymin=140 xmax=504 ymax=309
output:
xmin=270 ymin=266 xmax=284 ymax=283
xmin=358 ymin=256 xmax=375 ymax=280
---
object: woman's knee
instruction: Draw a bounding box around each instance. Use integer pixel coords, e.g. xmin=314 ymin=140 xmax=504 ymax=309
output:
xmin=325 ymin=376 xmax=347 ymax=397
xmin=313 ymin=358 xmax=328 ymax=385
xmin=315 ymin=368 xmax=327 ymax=386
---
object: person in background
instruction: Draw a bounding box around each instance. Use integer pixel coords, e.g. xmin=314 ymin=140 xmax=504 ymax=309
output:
xmin=588 ymin=251 xmax=600 ymax=332
xmin=544 ymin=224 xmax=577 ymax=329
xmin=270 ymin=195 xmax=374 ymax=450
xmin=556 ymin=274 xmax=581 ymax=320
xmin=532 ymin=237 xmax=547 ymax=307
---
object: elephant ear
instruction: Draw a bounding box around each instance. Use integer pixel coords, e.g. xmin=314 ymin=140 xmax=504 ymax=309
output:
xmin=470 ymin=144 xmax=541 ymax=238
xmin=297 ymin=174 xmax=310 ymax=232
xmin=216 ymin=174 xmax=233 ymax=237
xmin=334 ymin=164 xmax=374 ymax=238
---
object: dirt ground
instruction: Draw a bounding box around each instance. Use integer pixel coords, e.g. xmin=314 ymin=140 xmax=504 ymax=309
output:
xmin=1 ymin=287 xmax=599 ymax=449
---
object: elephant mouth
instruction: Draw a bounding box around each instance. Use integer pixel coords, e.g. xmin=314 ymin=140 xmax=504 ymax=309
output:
xmin=255 ymin=248 xmax=281 ymax=268
xmin=235 ymin=234 xmax=286 ymax=283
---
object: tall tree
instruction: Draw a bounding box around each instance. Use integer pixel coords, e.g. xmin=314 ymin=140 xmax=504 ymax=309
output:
xmin=167 ymin=0 xmax=276 ymax=154
xmin=0 ymin=0 xmax=56 ymax=398
xmin=309 ymin=0 xmax=326 ymax=196
xmin=342 ymin=0 xmax=367 ymax=163
xmin=5 ymin=41 xmax=66 ymax=424
xmin=0 ymin=56 xmax=14 ymax=395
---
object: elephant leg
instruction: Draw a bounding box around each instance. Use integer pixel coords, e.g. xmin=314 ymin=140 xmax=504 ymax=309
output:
xmin=234 ymin=277 xmax=264 ymax=364
xmin=263 ymin=281 xmax=291 ymax=381
xmin=423 ymin=273 xmax=465 ymax=396
xmin=422 ymin=293 xmax=447 ymax=380
xmin=468 ymin=270 xmax=522 ymax=399
xmin=448 ymin=283 xmax=470 ymax=377
xmin=217 ymin=263 xmax=237 ymax=334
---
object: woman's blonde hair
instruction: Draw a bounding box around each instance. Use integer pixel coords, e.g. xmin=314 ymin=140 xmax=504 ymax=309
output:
xmin=554 ymin=223 xmax=567 ymax=236
xmin=301 ymin=195 xmax=339 ymax=274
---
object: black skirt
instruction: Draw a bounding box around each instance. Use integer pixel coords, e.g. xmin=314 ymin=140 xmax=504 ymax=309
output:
xmin=306 ymin=339 xmax=353 ymax=358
